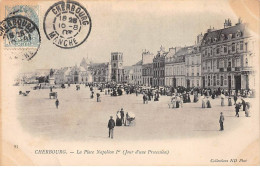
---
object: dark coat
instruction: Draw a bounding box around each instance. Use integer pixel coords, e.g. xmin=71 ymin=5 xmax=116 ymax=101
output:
xmin=219 ymin=115 xmax=224 ymax=123
xmin=108 ymin=119 xmax=115 ymax=129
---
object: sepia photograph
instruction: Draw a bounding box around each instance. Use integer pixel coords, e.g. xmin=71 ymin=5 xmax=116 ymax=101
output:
xmin=0 ymin=0 xmax=259 ymax=166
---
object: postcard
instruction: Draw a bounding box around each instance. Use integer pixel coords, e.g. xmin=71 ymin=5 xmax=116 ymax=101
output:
xmin=0 ymin=0 xmax=259 ymax=166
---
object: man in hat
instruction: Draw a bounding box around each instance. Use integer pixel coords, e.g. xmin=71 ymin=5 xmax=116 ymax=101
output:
xmin=120 ymin=108 xmax=125 ymax=125
xmin=108 ymin=116 xmax=115 ymax=139
xmin=219 ymin=112 xmax=224 ymax=131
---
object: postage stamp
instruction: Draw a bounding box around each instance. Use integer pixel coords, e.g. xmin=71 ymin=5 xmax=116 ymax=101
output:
xmin=43 ymin=0 xmax=92 ymax=49
xmin=5 ymin=5 xmax=39 ymax=47
xmin=0 ymin=15 xmax=41 ymax=60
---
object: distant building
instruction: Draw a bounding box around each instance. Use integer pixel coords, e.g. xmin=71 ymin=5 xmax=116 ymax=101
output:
xmin=185 ymin=34 xmax=203 ymax=88
xmin=153 ymin=46 xmax=167 ymax=87
xmin=111 ymin=52 xmax=124 ymax=83
xmin=123 ymin=66 xmax=134 ymax=84
xmin=165 ymin=47 xmax=181 ymax=87
xmin=132 ymin=60 xmax=143 ymax=85
xmin=201 ymin=19 xmax=256 ymax=91
xmin=142 ymin=50 xmax=154 ymax=86
xmin=88 ymin=62 xmax=111 ymax=83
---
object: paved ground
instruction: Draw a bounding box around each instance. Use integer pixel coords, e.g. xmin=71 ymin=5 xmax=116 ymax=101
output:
xmin=14 ymin=84 xmax=257 ymax=141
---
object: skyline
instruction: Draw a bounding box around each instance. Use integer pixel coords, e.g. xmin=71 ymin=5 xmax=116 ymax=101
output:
xmin=16 ymin=0 xmax=242 ymax=73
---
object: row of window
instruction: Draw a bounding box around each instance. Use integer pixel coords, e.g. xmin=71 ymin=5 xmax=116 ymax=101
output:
xmin=111 ymin=54 xmax=123 ymax=61
xmin=202 ymin=41 xmax=248 ymax=57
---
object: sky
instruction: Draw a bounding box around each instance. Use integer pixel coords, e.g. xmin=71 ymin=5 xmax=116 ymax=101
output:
xmin=17 ymin=0 xmax=239 ymax=72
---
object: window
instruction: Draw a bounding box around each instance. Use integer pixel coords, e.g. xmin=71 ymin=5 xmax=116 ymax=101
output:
xmin=220 ymin=76 xmax=224 ymax=86
xmin=219 ymin=60 xmax=224 ymax=68
xmin=224 ymin=45 xmax=227 ymax=53
xmin=216 ymin=47 xmax=220 ymax=54
xmin=245 ymin=42 xmax=248 ymax=52
xmin=240 ymin=41 xmax=243 ymax=50
xmin=236 ymin=58 xmax=241 ymax=67
xmin=232 ymin=43 xmax=235 ymax=52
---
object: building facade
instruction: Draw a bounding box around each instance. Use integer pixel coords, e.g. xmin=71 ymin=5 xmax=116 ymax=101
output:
xmin=111 ymin=52 xmax=124 ymax=83
xmin=153 ymin=46 xmax=167 ymax=87
xmin=123 ymin=66 xmax=134 ymax=84
xmin=165 ymin=47 xmax=181 ymax=87
xmin=132 ymin=60 xmax=143 ymax=85
xmin=165 ymin=47 xmax=187 ymax=88
xmin=185 ymin=46 xmax=202 ymax=88
xmin=142 ymin=63 xmax=153 ymax=86
xmin=201 ymin=19 xmax=256 ymax=91
xmin=141 ymin=50 xmax=154 ymax=86
xmin=88 ymin=62 xmax=111 ymax=83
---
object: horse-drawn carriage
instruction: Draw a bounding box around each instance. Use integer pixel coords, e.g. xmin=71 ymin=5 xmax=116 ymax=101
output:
xmin=49 ymin=92 xmax=57 ymax=99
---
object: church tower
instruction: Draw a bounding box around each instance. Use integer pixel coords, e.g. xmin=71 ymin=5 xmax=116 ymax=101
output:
xmin=111 ymin=52 xmax=124 ymax=82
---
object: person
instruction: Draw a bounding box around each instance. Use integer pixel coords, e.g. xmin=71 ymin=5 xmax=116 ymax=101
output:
xmin=97 ymin=93 xmax=101 ymax=102
xmin=91 ymin=91 xmax=94 ymax=99
xmin=235 ymin=103 xmax=241 ymax=117
xmin=228 ymin=97 xmax=232 ymax=106
xmin=120 ymin=108 xmax=124 ymax=125
xmin=221 ymin=94 xmax=225 ymax=106
xmin=202 ymin=96 xmax=206 ymax=108
xmin=55 ymin=99 xmax=59 ymax=109
xmin=143 ymin=94 xmax=146 ymax=104
xmin=116 ymin=113 xmax=122 ymax=126
xmin=241 ymin=99 xmax=246 ymax=113
xmin=245 ymin=102 xmax=250 ymax=117
xmin=50 ymin=86 xmax=53 ymax=92
xmin=207 ymin=97 xmax=211 ymax=108
xmin=108 ymin=116 xmax=115 ymax=139
xmin=219 ymin=112 xmax=224 ymax=131
xmin=234 ymin=94 xmax=237 ymax=105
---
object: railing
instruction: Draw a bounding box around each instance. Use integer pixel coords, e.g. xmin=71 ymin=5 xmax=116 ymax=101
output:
xmin=219 ymin=68 xmax=224 ymax=72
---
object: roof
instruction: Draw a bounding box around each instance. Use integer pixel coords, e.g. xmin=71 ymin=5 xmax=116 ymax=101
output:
xmin=133 ymin=60 xmax=142 ymax=66
xmin=89 ymin=62 xmax=109 ymax=68
xmin=201 ymin=23 xmax=250 ymax=46
xmin=174 ymin=46 xmax=192 ymax=57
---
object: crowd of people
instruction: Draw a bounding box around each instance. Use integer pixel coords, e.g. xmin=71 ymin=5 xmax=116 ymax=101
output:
xmin=27 ymin=81 xmax=255 ymax=138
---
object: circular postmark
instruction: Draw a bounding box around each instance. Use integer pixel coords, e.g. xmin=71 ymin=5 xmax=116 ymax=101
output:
xmin=43 ymin=0 xmax=92 ymax=49
xmin=0 ymin=15 xmax=41 ymax=61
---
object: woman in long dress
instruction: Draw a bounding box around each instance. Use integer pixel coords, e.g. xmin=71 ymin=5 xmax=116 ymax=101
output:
xmin=207 ymin=97 xmax=211 ymax=108
xmin=221 ymin=94 xmax=225 ymax=106
xmin=202 ymin=96 xmax=206 ymax=108
xmin=171 ymin=96 xmax=176 ymax=108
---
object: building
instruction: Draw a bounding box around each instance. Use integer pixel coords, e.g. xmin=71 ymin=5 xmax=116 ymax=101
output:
xmin=53 ymin=64 xmax=92 ymax=84
xmin=132 ymin=60 xmax=143 ymax=85
xmin=141 ymin=50 xmax=154 ymax=86
xmin=165 ymin=47 xmax=188 ymax=88
xmin=111 ymin=52 xmax=124 ymax=83
xmin=153 ymin=46 xmax=167 ymax=87
xmin=142 ymin=63 xmax=153 ymax=86
xmin=201 ymin=19 xmax=256 ymax=91
xmin=123 ymin=66 xmax=134 ymax=84
xmin=88 ymin=62 xmax=111 ymax=83
xmin=185 ymin=34 xmax=203 ymax=88
xmin=165 ymin=47 xmax=181 ymax=87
